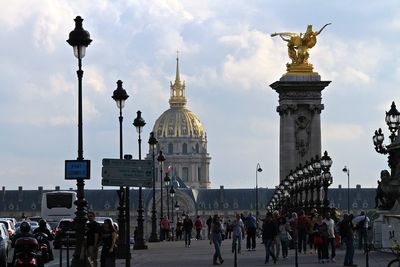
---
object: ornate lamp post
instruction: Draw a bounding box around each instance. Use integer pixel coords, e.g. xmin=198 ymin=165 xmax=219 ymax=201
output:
xmin=342 ymin=166 xmax=350 ymax=214
xmin=255 ymin=163 xmax=262 ymax=225
xmin=133 ymin=110 xmax=147 ymax=250
xmin=157 ymin=151 xmax=166 ymax=240
xmin=174 ymin=201 xmax=180 ymax=227
xmin=164 ymin=172 xmax=171 ymax=219
xmin=67 ymin=16 xmax=92 ymax=267
xmin=296 ymin=165 xmax=304 ymax=209
xmin=302 ymin=162 xmax=310 ymax=210
xmin=320 ymin=151 xmax=333 ymax=215
xmin=170 ymin=187 xmax=175 ymax=225
xmin=148 ymin=132 xmax=159 ymax=242
xmin=112 ymin=80 xmax=129 ymax=260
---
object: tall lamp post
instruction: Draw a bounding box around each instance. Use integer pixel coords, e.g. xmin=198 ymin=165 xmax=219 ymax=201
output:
xmin=170 ymin=187 xmax=175 ymax=224
xmin=342 ymin=166 xmax=350 ymax=214
xmin=148 ymin=132 xmax=159 ymax=242
xmin=157 ymin=151 xmax=166 ymax=240
xmin=164 ymin=173 xmax=171 ymax=219
xmin=133 ymin=110 xmax=147 ymax=250
xmin=255 ymin=163 xmax=262 ymax=225
xmin=67 ymin=16 xmax=92 ymax=267
xmin=320 ymin=151 xmax=333 ymax=215
xmin=112 ymin=80 xmax=129 ymax=261
xmin=174 ymin=201 xmax=180 ymax=227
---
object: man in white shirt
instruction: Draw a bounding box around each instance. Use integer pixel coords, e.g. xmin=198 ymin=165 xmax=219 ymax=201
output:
xmin=323 ymin=212 xmax=336 ymax=262
xmin=231 ymin=213 xmax=245 ymax=253
xmin=353 ymin=211 xmax=370 ymax=250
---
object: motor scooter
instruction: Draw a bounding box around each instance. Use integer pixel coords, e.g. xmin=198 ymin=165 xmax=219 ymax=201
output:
xmin=13 ymin=237 xmax=38 ymax=267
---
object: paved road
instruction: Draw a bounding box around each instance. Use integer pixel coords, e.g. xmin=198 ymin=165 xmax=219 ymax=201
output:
xmin=47 ymin=238 xmax=396 ymax=266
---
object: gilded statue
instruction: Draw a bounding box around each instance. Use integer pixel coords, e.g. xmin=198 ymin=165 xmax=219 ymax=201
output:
xmin=271 ymin=23 xmax=331 ymax=73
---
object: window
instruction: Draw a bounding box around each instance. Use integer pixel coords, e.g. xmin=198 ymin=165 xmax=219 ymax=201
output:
xmin=182 ymin=167 xmax=189 ymax=181
xmin=195 ymin=143 xmax=199 ymax=153
xmin=168 ymin=143 xmax=173 ymax=154
xmin=182 ymin=143 xmax=188 ymax=154
xmin=198 ymin=167 xmax=201 ymax=181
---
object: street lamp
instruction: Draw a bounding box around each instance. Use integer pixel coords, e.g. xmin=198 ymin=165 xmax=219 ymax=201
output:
xmin=170 ymin=187 xmax=175 ymax=225
xmin=157 ymin=151 xmax=166 ymax=240
xmin=148 ymin=132 xmax=159 ymax=242
xmin=320 ymin=151 xmax=333 ymax=215
xmin=342 ymin=166 xmax=350 ymax=214
xmin=67 ymin=16 xmax=92 ymax=267
xmin=133 ymin=110 xmax=147 ymax=250
xmin=174 ymin=201 xmax=180 ymax=229
xmin=255 ymin=163 xmax=262 ymax=225
xmin=164 ymin=172 xmax=171 ymax=219
xmin=112 ymin=80 xmax=129 ymax=261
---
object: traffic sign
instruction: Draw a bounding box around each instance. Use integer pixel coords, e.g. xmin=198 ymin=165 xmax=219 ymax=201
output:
xmin=101 ymin=159 xmax=153 ymax=187
xmin=65 ymin=160 xmax=90 ymax=180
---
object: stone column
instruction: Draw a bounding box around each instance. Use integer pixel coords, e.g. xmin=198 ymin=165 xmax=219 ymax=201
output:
xmin=270 ymin=74 xmax=330 ymax=182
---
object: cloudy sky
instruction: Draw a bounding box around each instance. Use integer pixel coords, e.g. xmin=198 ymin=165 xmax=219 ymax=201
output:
xmin=1 ymin=0 xmax=398 ymax=190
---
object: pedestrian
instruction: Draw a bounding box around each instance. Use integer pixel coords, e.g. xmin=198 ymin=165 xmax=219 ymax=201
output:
xmin=245 ymin=212 xmax=257 ymax=251
xmin=297 ymin=210 xmax=310 ymax=253
xmin=194 ymin=215 xmax=203 ymax=240
xmin=231 ymin=213 xmax=245 ymax=253
xmin=353 ymin=211 xmax=370 ymax=250
xmin=183 ymin=215 xmax=193 ymax=247
xmin=262 ymin=212 xmax=277 ymax=264
xmin=206 ymin=215 xmax=213 ymax=240
xmin=100 ymin=218 xmax=117 ymax=267
xmin=86 ymin=212 xmax=101 ymax=267
xmin=313 ymin=214 xmax=324 ymax=263
xmin=176 ymin=216 xmax=183 ymax=240
xmin=279 ymin=216 xmax=290 ymax=260
xmin=340 ymin=214 xmax=357 ymax=266
xmin=226 ymin=219 xmax=232 ymax=239
xmin=210 ymin=214 xmax=224 ymax=265
xmin=161 ymin=216 xmax=170 ymax=241
xmin=323 ymin=212 xmax=336 ymax=262
xmin=272 ymin=211 xmax=281 ymax=260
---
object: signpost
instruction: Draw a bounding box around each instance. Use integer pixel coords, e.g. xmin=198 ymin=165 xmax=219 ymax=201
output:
xmin=65 ymin=160 xmax=90 ymax=180
xmin=101 ymin=159 xmax=153 ymax=187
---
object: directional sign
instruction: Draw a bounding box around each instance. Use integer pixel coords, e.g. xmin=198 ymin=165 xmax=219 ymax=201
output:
xmin=101 ymin=159 xmax=153 ymax=187
xmin=65 ymin=160 xmax=90 ymax=180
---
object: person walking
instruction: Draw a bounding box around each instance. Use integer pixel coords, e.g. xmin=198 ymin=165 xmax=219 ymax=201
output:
xmin=262 ymin=212 xmax=278 ymax=264
xmin=194 ymin=215 xmax=203 ymax=240
xmin=245 ymin=212 xmax=257 ymax=251
xmin=272 ymin=211 xmax=281 ymax=260
xmin=100 ymin=218 xmax=117 ymax=267
xmin=340 ymin=214 xmax=357 ymax=266
xmin=278 ymin=216 xmax=290 ymax=260
xmin=206 ymin=215 xmax=213 ymax=240
xmin=183 ymin=215 xmax=193 ymax=247
xmin=176 ymin=216 xmax=183 ymax=240
xmin=313 ymin=214 xmax=324 ymax=263
xmin=210 ymin=214 xmax=224 ymax=265
xmin=85 ymin=212 xmax=101 ymax=267
xmin=323 ymin=212 xmax=336 ymax=262
xmin=160 ymin=216 xmax=170 ymax=241
xmin=353 ymin=211 xmax=370 ymax=250
xmin=297 ymin=210 xmax=310 ymax=254
xmin=231 ymin=213 xmax=245 ymax=253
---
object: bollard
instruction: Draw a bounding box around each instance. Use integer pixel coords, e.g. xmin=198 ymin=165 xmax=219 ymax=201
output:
xmin=234 ymin=238 xmax=237 ymax=267
xmin=60 ymin=243 xmax=63 ymax=267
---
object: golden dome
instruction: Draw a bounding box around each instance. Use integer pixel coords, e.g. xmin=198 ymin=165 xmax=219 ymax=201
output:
xmin=153 ymin=55 xmax=204 ymax=139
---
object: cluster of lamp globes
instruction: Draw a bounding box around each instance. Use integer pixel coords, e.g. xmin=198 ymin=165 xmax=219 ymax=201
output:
xmin=373 ymin=101 xmax=400 ymax=154
xmin=266 ymin=151 xmax=333 ymax=212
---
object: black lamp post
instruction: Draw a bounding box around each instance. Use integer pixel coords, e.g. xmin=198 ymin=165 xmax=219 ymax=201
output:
xmin=164 ymin=173 xmax=171 ymax=219
xmin=320 ymin=151 xmax=333 ymax=215
xmin=148 ymin=132 xmax=159 ymax=242
xmin=170 ymin=186 xmax=175 ymax=225
xmin=342 ymin=166 xmax=350 ymax=214
xmin=174 ymin=201 xmax=180 ymax=229
xmin=67 ymin=16 xmax=92 ymax=267
xmin=112 ymin=80 xmax=129 ymax=261
xmin=133 ymin=110 xmax=147 ymax=250
xmin=255 ymin=163 xmax=262 ymax=225
xmin=157 ymin=151 xmax=166 ymax=240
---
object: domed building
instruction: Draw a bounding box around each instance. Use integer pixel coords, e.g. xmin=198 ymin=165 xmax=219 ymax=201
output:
xmin=150 ymin=56 xmax=211 ymax=189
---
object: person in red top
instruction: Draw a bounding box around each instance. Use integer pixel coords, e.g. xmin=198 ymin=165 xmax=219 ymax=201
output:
xmin=160 ymin=216 xmax=170 ymax=241
xmin=194 ymin=215 xmax=203 ymax=240
xmin=297 ymin=210 xmax=311 ymax=253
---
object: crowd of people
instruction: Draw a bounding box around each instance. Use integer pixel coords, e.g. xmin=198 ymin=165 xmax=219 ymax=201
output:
xmin=156 ymin=209 xmax=370 ymax=266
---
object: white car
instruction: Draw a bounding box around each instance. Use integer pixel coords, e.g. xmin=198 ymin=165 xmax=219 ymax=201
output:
xmin=0 ymin=223 xmax=13 ymax=267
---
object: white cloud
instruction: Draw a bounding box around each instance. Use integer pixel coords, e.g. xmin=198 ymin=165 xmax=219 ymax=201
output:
xmin=322 ymin=123 xmax=363 ymax=141
xmin=84 ymin=66 xmax=106 ymax=94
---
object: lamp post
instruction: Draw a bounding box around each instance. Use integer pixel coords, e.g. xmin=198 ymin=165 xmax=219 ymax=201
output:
xmin=133 ymin=110 xmax=147 ymax=250
xmin=164 ymin=173 xmax=171 ymax=219
xmin=157 ymin=151 xmax=166 ymax=240
xmin=174 ymin=201 xmax=180 ymax=229
xmin=67 ymin=16 xmax=92 ymax=267
xmin=255 ymin=163 xmax=262 ymax=225
xmin=170 ymin=187 xmax=175 ymax=224
xmin=148 ymin=132 xmax=159 ymax=242
xmin=320 ymin=151 xmax=333 ymax=215
xmin=112 ymin=80 xmax=129 ymax=260
xmin=342 ymin=166 xmax=350 ymax=214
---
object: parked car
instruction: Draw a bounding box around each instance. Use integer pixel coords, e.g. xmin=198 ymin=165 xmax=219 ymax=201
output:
xmin=0 ymin=220 xmax=15 ymax=237
xmin=53 ymin=219 xmax=76 ymax=249
xmin=0 ymin=218 xmax=16 ymax=227
xmin=0 ymin=223 xmax=12 ymax=267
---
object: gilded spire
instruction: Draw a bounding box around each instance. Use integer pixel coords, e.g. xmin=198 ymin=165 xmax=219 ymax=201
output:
xmin=169 ymin=51 xmax=187 ymax=108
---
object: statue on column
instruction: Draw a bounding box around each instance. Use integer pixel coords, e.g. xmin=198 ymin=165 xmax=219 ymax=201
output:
xmin=377 ymin=169 xmax=400 ymax=210
xmin=271 ymin=23 xmax=331 ymax=74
